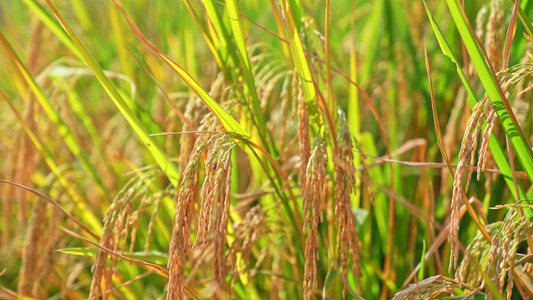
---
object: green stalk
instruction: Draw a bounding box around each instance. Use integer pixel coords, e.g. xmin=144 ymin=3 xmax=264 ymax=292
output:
xmin=201 ymin=0 xmax=239 ymax=69
xmin=225 ymin=0 xmax=274 ymax=154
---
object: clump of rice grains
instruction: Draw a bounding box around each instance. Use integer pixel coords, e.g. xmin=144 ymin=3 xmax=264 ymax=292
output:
xmin=167 ymin=141 xmax=207 ymax=300
xmin=177 ymin=72 xmax=225 ymax=174
xmin=177 ymin=96 xmax=203 ymax=174
xmin=302 ymin=135 xmax=327 ymax=299
xmin=334 ymin=114 xmax=362 ymax=297
xmin=391 ymin=275 xmax=476 ymax=300
xmin=457 ymin=204 xmax=533 ymax=300
xmin=227 ymin=205 xmax=266 ymax=292
xmin=449 ymin=63 xmax=533 ymax=271
xmin=89 ymin=170 xmax=161 ymax=299
xmin=456 ymin=222 xmax=500 ymax=288
xmin=193 ymin=136 xmax=235 ymax=295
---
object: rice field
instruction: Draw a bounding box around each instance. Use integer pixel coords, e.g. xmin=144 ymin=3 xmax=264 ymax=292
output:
xmin=0 ymin=0 xmax=532 ymax=299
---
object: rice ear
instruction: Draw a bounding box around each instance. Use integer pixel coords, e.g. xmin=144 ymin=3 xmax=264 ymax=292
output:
xmin=449 ymin=98 xmax=487 ymax=271
xmin=302 ymin=136 xmax=327 ymax=300
xmin=167 ymin=145 xmax=204 ymax=300
xmin=334 ymin=114 xmax=362 ymax=297
xmin=449 ymin=64 xmax=533 ymax=272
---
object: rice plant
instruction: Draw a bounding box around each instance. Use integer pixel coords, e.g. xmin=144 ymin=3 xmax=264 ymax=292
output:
xmin=0 ymin=0 xmax=532 ymax=299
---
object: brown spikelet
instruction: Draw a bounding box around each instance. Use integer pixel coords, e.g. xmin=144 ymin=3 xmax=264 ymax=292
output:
xmin=178 ymin=96 xmax=204 ymax=174
xmin=168 ymin=108 xmax=229 ymax=298
xmin=167 ymin=145 xmax=204 ymax=300
xmin=476 ymin=105 xmax=496 ymax=180
xmin=194 ymin=137 xmax=234 ymax=295
xmin=195 ymin=144 xmax=218 ymax=247
xmin=483 ymin=151 xmax=497 ymax=192
xmin=302 ymin=136 xmax=327 ymax=300
xmin=195 ymin=138 xmax=233 ymax=246
xmin=213 ymin=157 xmax=232 ymax=295
xmin=449 ymin=98 xmax=488 ymax=271
xmin=177 ymin=72 xmax=227 ymax=175
xmin=334 ymin=116 xmax=362 ymax=297
xmin=441 ymin=89 xmax=467 ymax=197
xmin=464 ymin=104 xmax=490 ymax=192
